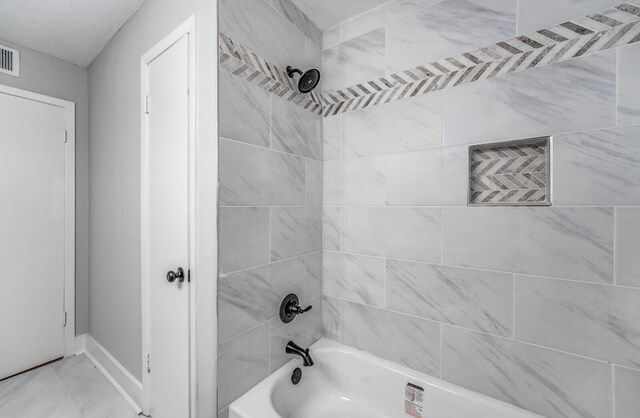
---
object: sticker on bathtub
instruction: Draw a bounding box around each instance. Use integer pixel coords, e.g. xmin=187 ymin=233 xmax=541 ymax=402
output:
xmin=404 ymin=382 xmax=424 ymax=418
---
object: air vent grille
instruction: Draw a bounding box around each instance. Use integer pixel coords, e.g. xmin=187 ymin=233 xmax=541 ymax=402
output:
xmin=0 ymin=45 xmax=19 ymax=77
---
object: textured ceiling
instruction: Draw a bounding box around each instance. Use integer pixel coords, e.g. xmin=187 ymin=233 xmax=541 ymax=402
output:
xmin=0 ymin=0 xmax=147 ymax=67
xmin=290 ymin=0 xmax=389 ymax=30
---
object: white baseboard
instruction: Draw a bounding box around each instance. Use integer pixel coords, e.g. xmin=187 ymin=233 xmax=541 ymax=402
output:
xmin=76 ymin=334 xmax=143 ymax=413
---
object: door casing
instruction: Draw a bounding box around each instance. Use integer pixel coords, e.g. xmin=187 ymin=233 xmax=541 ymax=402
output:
xmin=140 ymin=16 xmax=197 ymax=416
xmin=0 ymin=84 xmax=76 ymax=360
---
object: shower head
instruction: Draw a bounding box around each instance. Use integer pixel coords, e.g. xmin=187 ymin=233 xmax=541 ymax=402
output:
xmin=286 ymin=66 xmax=321 ymax=94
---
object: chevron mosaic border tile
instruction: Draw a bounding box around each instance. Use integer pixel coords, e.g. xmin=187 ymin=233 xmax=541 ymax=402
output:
xmin=219 ymin=2 xmax=640 ymax=118
xmin=322 ymin=2 xmax=640 ymax=116
xmin=219 ymin=33 xmax=323 ymax=115
xmin=469 ymin=137 xmax=551 ymax=206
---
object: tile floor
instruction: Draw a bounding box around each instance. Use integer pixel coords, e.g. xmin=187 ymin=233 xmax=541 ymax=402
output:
xmin=0 ymin=354 xmax=139 ymax=418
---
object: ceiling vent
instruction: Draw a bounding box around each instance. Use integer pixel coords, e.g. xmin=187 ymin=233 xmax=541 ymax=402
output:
xmin=0 ymin=45 xmax=19 ymax=77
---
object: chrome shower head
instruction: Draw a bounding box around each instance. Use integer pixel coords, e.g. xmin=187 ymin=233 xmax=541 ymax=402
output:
xmin=286 ymin=66 xmax=321 ymax=93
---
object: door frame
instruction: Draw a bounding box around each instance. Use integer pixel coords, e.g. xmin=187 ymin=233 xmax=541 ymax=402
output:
xmin=0 ymin=84 xmax=76 ymax=358
xmin=140 ymin=16 xmax=196 ymax=416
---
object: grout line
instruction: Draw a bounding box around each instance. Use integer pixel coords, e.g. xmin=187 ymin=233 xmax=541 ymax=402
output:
xmin=383 ymin=258 xmax=387 ymax=309
xmin=615 ymin=46 xmax=620 ymax=128
xmin=613 ymin=207 xmax=618 ymax=285
xmin=439 ymin=324 xmax=443 ymax=379
xmin=222 ymin=119 xmax=640 ymax=166
xmin=49 ymin=365 xmax=84 ymax=415
xmin=440 ymin=208 xmax=444 ymax=264
xmin=268 ymin=318 xmax=272 ymax=374
xmin=338 ymin=297 xmax=342 ymax=344
xmin=220 ymin=250 xmax=321 ymax=277
xmin=512 ymin=274 xmax=517 ymax=340
xmin=612 ymin=365 xmax=616 ymax=418
xmin=515 ymin=0 xmax=520 ymax=36
xmin=331 ymin=294 xmax=626 ymax=368
xmin=339 ymin=0 xmax=445 ymax=45
xmin=321 ymin=248 xmax=639 ymax=290
xmin=269 ymin=94 xmax=273 ymax=149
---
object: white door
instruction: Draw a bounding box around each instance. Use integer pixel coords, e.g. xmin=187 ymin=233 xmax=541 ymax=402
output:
xmin=0 ymin=91 xmax=66 ymax=379
xmin=145 ymin=34 xmax=191 ymax=418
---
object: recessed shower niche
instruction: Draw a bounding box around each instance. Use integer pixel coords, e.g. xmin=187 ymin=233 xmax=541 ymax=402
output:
xmin=468 ymin=137 xmax=551 ymax=206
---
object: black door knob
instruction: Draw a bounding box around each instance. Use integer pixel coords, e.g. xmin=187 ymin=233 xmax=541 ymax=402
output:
xmin=167 ymin=267 xmax=185 ymax=283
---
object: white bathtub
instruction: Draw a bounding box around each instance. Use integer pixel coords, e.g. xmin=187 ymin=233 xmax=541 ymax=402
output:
xmin=229 ymin=339 xmax=542 ymax=418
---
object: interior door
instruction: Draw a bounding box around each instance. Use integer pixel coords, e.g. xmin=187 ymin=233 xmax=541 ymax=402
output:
xmin=0 ymin=91 xmax=66 ymax=379
xmin=146 ymin=34 xmax=191 ymax=417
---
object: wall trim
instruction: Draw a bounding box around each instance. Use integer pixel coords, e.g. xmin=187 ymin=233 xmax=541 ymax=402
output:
xmin=81 ymin=334 xmax=143 ymax=414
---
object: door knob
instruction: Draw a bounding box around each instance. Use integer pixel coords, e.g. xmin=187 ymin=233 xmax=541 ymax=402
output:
xmin=166 ymin=267 xmax=185 ymax=283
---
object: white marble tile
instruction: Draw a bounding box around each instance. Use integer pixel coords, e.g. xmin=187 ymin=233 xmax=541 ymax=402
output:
xmin=618 ymin=42 xmax=640 ymax=127
xmin=0 ymin=368 xmax=81 ymax=418
xmin=322 ymin=207 xmax=341 ymax=251
xmin=305 ymin=252 xmax=323 ymax=302
xmin=386 ymin=0 xmax=516 ymax=74
xmin=218 ymin=257 xmax=306 ymax=342
xmin=218 ymin=322 xmax=270 ymax=409
xmin=442 ymin=326 xmax=612 ymax=418
xmin=322 ymin=26 xmax=341 ymax=51
xmin=443 ymin=51 xmax=616 ymax=147
xmin=341 ymin=0 xmax=442 ymax=43
xmin=323 ymin=251 xmax=385 ymax=307
xmin=342 ymin=207 xmax=442 ymax=262
xmin=322 ymin=115 xmax=341 ymax=161
xmin=269 ymin=296 xmax=322 ymax=371
xmin=271 ymin=207 xmax=322 ymax=260
xmin=219 ymin=70 xmax=270 ymax=148
xmin=270 ymin=0 xmax=321 ymax=44
xmin=323 ymin=28 xmax=386 ymax=91
xmin=515 ymin=275 xmax=640 ymax=369
xmin=61 ymin=367 xmax=137 ymax=418
xmin=386 ymin=146 xmax=468 ymax=206
xmin=271 ymin=94 xmax=322 ymax=159
xmin=517 ymin=0 xmax=625 ymax=35
xmin=616 ymin=208 xmax=640 ymax=288
xmin=387 ymin=260 xmax=513 ymax=336
xmin=341 ymin=301 xmax=440 ymax=375
xmin=342 ymin=92 xmax=442 ymax=158
xmin=219 ymin=0 xmax=306 ymax=69
xmin=554 ymin=126 xmax=640 ymax=206
xmin=614 ymin=366 xmax=640 ymax=418
xmin=322 ymin=296 xmax=341 ymax=342
xmin=219 ymin=207 xmax=270 ymax=274
xmin=323 ymin=157 xmax=386 ymax=206
xmin=305 ymin=159 xmax=323 ymax=207
xmin=442 ymin=207 xmax=614 ymax=283
xmin=50 ymin=354 xmax=95 ymax=380
xmin=219 ymin=138 xmax=305 ymax=207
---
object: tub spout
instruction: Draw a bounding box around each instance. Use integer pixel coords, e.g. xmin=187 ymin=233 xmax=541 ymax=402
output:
xmin=286 ymin=341 xmax=314 ymax=367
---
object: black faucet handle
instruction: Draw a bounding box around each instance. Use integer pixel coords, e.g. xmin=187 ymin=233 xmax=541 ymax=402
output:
xmin=280 ymin=294 xmax=312 ymax=323
xmin=291 ymin=304 xmax=312 ymax=314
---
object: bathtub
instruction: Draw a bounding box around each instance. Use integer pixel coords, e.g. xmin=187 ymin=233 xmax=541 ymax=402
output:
xmin=229 ymin=338 xmax=542 ymax=418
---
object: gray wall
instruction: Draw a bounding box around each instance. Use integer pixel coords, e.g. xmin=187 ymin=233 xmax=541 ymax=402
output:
xmin=217 ymin=0 xmax=323 ymax=416
xmin=320 ymin=1 xmax=640 ymax=418
xmin=0 ymin=39 xmax=90 ymax=335
xmin=88 ymin=0 xmax=217 ymax=383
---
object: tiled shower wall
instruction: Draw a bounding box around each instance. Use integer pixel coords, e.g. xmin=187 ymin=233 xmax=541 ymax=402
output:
xmin=217 ymin=0 xmax=323 ymax=416
xmin=321 ymin=1 xmax=640 ymax=418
